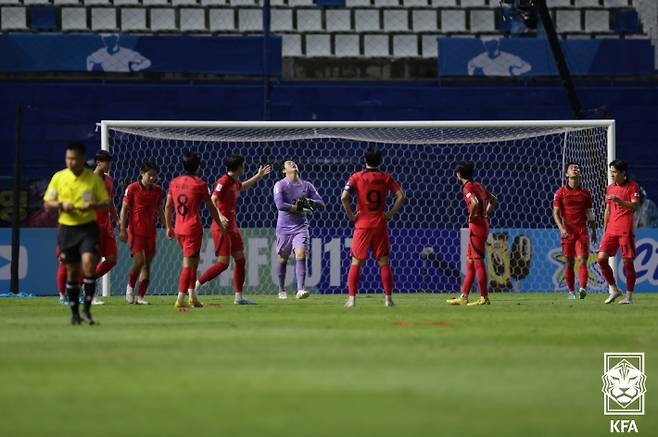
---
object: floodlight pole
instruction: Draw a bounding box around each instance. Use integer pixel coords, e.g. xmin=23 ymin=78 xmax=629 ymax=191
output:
xmin=263 ymin=0 xmax=272 ymax=121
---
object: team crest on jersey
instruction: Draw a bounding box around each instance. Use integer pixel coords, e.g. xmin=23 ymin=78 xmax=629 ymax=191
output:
xmin=82 ymin=191 xmax=92 ymax=202
xmin=215 ymin=183 xmax=223 ymax=192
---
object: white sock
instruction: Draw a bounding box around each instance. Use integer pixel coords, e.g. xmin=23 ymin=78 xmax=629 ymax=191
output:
xmin=177 ymin=292 xmax=185 ymax=302
xmin=235 ymin=292 xmax=243 ymax=301
xmin=194 ymin=280 xmax=201 ymax=292
xmin=188 ymin=289 xmax=195 ymax=298
xmin=126 ymin=285 xmax=134 ymax=294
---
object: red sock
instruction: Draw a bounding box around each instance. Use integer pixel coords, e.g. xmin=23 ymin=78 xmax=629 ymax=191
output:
xmin=379 ymin=264 xmax=393 ymax=295
xmin=564 ymin=264 xmax=575 ymax=292
xmin=199 ymin=261 xmax=229 ymax=285
xmin=624 ymin=261 xmax=636 ymax=292
xmin=461 ymin=261 xmax=475 ymax=295
xmin=347 ymin=264 xmax=360 ymax=296
xmin=597 ymin=259 xmax=616 ymax=286
xmin=128 ymin=267 xmax=138 ymax=288
xmin=56 ymin=262 xmax=67 ymax=294
xmin=96 ymin=259 xmax=116 ymax=278
xmin=578 ymin=263 xmax=588 ymax=289
xmin=178 ymin=267 xmax=190 ymax=293
xmin=474 ymin=259 xmax=488 ymax=297
xmin=187 ymin=267 xmax=197 ymax=291
xmin=233 ymin=258 xmax=246 ymax=293
xmin=138 ymin=279 xmax=149 ymax=298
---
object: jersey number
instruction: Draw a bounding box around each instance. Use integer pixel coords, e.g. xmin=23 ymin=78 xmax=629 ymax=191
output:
xmin=366 ymin=190 xmax=382 ymax=211
xmin=176 ymin=194 xmax=189 ymax=217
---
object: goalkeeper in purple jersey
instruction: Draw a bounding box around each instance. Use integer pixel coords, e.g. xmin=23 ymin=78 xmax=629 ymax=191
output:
xmin=273 ymin=160 xmax=325 ymax=299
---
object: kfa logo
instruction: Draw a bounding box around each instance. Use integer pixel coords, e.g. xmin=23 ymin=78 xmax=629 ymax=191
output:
xmin=602 ymin=353 xmax=646 ymax=433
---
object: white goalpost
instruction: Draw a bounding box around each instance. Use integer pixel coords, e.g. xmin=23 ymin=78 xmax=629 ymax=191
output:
xmin=99 ymin=119 xmax=616 ymax=297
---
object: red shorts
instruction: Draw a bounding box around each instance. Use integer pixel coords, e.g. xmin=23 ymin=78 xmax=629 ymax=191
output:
xmin=351 ymin=226 xmax=389 ymax=260
xmin=176 ymin=232 xmax=203 ymax=258
xmin=561 ymin=227 xmax=589 ymax=258
xmin=599 ymin=233 xmax=636 ymax=259
xmin=211 ymin=228 xmax=244 ymax=257
xmin=467 ymin=221 xmax=489 ymax=259
xmin=99 ymin=227 xmax=117 ymax=259
xmin=129 ymin=230 xmax=157 ymax=258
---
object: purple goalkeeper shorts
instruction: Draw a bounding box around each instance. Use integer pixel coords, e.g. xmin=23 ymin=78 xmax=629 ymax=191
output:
xmin=276 ymin=230 xmax=309 ymax=257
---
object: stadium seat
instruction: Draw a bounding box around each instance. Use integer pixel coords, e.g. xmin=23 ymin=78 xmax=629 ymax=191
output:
xmin=441 ymin=9 xmax=466 ymax=32
xmin=201 ymin=0 xmax=227 ymax=5
xmin=326 ymin=9 xmax=351 ymax=32
xmin=180 ymin=8 xmax=206 ymax=31
xmin=614 ymin=8 xmax=640 ymax=33
xmin=297 ymin=8 xmax=322 ymax=32
xmin=403 ymin=0 xmax=428 ymax=6
xmin=282 ymin=33 xmax=302 ymax=56
xmin=150 ymin=8 xmax=177 ymax=31
xmin=579 ymin=0 xmax=602 ymax=7
xmin=334 ymin=33 xmax=360 ymax=57
xmin=585 ymin=9 xmax=609 ymax=32
xmin=605 ymin=0 xmax=630 ymax=6
xmin=430 ymin=0 xmax=456 ymax=6
xmin=143 ymin=0 xmax=170 ymax=5
xmin=421 ymin=33 xmax=437 ymax=57
xmin=546 ymin=0 xmax=572 ymax=6
xmin=412 ymin=9 xmax=436 ymax=31
xmin=91 ymin=7 xmax=117 ymax=31
xmin=114 ymin=0 xmax=141 ymax=5
xmin=393 ymin=34 xmax=418 ymax=57
xmin=120 ymin=7 xmax=147 ymax=31
xmin=355 ymin=8 xmax=380 ymax=31
xmin=173 ymin=0 xmax=200 ymax=5
xmin=230 ymin=0 xmax=256 ymax=5
xmin=271 ymin=8 xmax=293 ymax=32
xmin=460 ymin=0 xmax=485 ymax=6
xmin=345 ymin=0 xmax=371 ymax=7
xmin=555 ymin=8 xmax=582 ymax=32
xmin=305 ymin=33 xmax=331 ymax=56
xmin=53 ymin=0 xmax=81 ymax=5
xmin=84 ymin=0 xmax=111 ymax=5
xmin=24 ymin=0 xmax=51 ymax=5
xmin=375 ymin=0 xmax=400 ymax=7
xmin=383 ymin=9 xmax=408 ymax=32
xmin=238 ymin=8 xmax=262 ymax=31
xmin=61 ymin=7 xmax=88 ymax=30
xmin=209 ymin=8 xmax=235 ymax=31
xmin=1 ymin=6 xmax=27 ymax=30
xmin=363 ymin=33 xmax=389 ymax=56
xmin=288 ymin=0 xmax=315 ymax=5
xmin=470 ymin=8 xmax=495 ymax=32
xmin=0 ymin=0 xmax=20 ymax=5
xmin=30 ymin=6 xmax=58 ymax=30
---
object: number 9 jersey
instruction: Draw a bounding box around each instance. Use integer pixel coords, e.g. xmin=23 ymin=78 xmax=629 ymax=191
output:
xmin=344 ymin=169 xmax=401 ymax=229
xmin=167 ymin=175 xmax=211 ymax=236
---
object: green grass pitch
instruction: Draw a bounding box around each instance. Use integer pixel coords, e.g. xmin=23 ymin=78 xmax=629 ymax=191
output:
xmin=1 ymin=293 xmax=657 ymax=437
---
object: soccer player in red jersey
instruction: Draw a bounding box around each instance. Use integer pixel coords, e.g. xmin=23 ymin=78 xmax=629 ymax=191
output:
xmin=598 ymin=160 xmax=640 ymax=304
xmin=340 ymin=148 xmax=405 ymax=308
xmin=118 ymin=160 xmax=165 ymax=305
xmin=552 ymin=162 xmax=597 ymax=300
xmin=447 ymin=161 xmax=497 ymax=306
xmin=195 ymin=155 xmax=272 ymax=305
xmin=164 ymin=152 xmax=226 ymax=308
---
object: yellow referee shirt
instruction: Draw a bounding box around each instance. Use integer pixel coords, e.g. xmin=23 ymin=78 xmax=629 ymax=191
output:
xmin=44 ymin=168 xmax=109 ymax=226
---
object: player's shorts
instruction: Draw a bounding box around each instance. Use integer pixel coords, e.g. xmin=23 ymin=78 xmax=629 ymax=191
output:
xmin=467 ymin=221 xmax=489 ymax=260
xmin=351 ymin=226 xmax=389 ymax=260
xmin=211 ymin=228 xmax=244 ymax=258
xmin=129 ymin=230 xmax=157 ymax=258
xmin=57 ymin=222 xmax=100 ymax=263
xmin=560 ymin=227 xmax=589 ymax=258
xmin=599 ymin=233 xmax=636 ymax=259
xmin=99 ymin=226 xmax=117 ymax=259
xmin=176 ymin=231 xmax=203 ymax=258
xmin=276 ymin=229 xmax=309 ymax=258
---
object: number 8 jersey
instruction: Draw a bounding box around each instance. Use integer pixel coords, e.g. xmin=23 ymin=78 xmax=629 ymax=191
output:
xmin=167 ymin=175 xmax=211 ymax=236
xmin=345 ymin=169 xmax=401 ymax=229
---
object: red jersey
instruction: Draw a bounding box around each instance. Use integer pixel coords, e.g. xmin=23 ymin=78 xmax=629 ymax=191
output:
xmin=211 ymin=174 xmax=242 ymax=233
xmin=123 ymin=181 xmax=163 ymax=237
xmin=553 ymin=185 xmax=593 ymax=231
xmin=96 ymin=174 xmax=113 ymax=231
xmin=167 ymin=175 xmax=211 ymax=236
xmin=462 ymin=180 xmax=491 ymax=226
xmin=605 ymin=179 xmax=640 ymax=236
xmin=345 ymin=169 xmax=400 ymax=229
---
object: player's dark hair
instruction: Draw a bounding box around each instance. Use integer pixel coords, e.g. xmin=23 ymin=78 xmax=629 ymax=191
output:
xmin=141 ymin=160 xmax=159 ymax=174
xmin=364 ymin=148 xmax=382 ymax=167
xmin=66 ymin=141 xmax=86 ymax=156
xmin=95 ymin=150 xmax=113 ymax=163
xmin=565 ymin=161 xmax=580 ymax=171
xmin=226 ymin=155 xmax=245 ymax=172
xmin=182 ymin=151 xmax=201 ymax=174
xmin=609 ymin=159 xmax=628 ymax=174
xmin=454 ymin=161 xmax=474 ymax=180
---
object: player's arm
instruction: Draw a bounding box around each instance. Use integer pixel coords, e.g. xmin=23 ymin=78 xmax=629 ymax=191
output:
xmin=241 ymin=164 xmax=273 ymax=191
xmin=205 ymin=198 xmax=227 ymax=233
xmin=273 ymin=187 xmax=298 ymax=213
xmin=586 ymin=208 xmax=597 ymax=243
xmin=340 ymin=189 xmax=356 ymax=222
xmin=486 ymin=192 xmax=497 ymax=215
xmin=606 ymin=195 xmax=640 ymax=211
xmin=110 ymin=198 xmax=119 ymax=224
xmin=386 ymin=189 xmax=405 ymax=221
xmin=603 ymin=203 xmax=610 ymax=233
xmin=164 ymin=194 xmax=175 ymax=239
xmin=118 ymin=200 xmax=130 ymax=242
xmin=552 ymin=207 xmax=569 ymax=238
xmin=210 ymin=193 xmax=230 ymax=229
xmin=467 ymin=196 xmax=479 ymax=222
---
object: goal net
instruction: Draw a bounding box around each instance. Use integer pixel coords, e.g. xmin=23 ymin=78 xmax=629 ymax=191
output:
xmin=100 ymin=120 xmax=614 ymax=296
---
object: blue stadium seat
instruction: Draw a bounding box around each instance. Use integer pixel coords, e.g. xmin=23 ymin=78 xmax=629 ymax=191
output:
xmin=30 ymin=6 xmax=58 ymax=30
xmin=613 ymin=8 xmax=640 ymax=33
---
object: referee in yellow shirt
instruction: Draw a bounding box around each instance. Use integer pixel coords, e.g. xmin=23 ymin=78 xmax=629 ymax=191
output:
xmin=43 ymin=142 xmax=110 ymax=325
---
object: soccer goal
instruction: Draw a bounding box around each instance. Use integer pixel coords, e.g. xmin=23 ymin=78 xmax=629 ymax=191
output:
xmin=99 ymin=120 xmax=615 ymax=297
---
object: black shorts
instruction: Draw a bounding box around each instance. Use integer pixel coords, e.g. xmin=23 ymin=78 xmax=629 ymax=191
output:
xmin=57 ymin=222 xmax=100 ymax=263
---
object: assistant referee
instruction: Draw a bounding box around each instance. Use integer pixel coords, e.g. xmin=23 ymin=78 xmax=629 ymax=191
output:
xmin=44 ymin=142 xmax=110 ymax=325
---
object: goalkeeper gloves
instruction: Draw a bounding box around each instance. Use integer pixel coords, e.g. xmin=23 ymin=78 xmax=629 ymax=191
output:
xmin=296 ymin=197 xmax=316 ymax=213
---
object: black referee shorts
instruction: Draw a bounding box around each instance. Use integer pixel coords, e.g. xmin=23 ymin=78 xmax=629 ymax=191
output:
xmin=57 ymin=222 xmax=100 ymax=263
